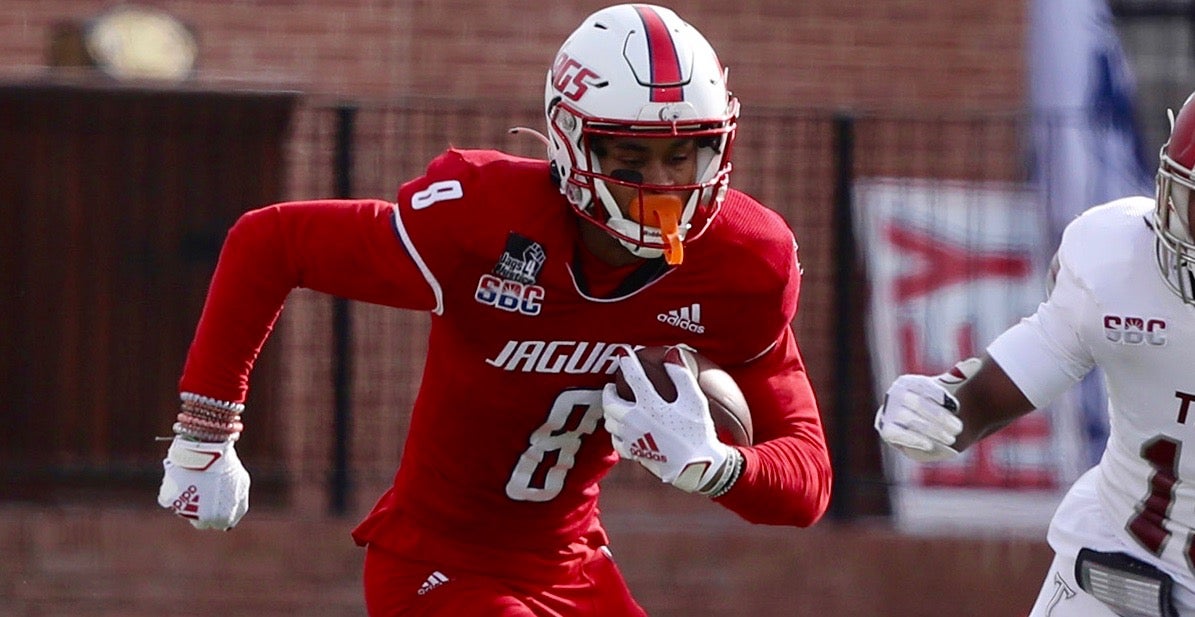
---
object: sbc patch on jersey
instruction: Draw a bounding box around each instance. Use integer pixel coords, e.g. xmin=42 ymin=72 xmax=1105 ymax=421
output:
xmin=1102 ymin=314 xmax=1167 ymax=346
xmin=474 ymin=232 xmax=547 ymax=316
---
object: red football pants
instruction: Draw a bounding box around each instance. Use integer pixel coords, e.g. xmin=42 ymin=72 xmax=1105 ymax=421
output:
xmin=362 ymin=543 xmax=648 ymax=616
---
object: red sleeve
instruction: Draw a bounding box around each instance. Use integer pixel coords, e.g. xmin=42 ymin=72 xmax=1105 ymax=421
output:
xmin=717 ymin=327 xmax=832 ymax=527
xmin=179 ymin=199 xmax=434 ymax=403
xmin=708 ymin=234 xmax=830 ymax=527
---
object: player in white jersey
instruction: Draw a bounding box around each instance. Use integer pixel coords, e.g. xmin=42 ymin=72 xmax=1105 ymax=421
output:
xmin=875 ymin=91 xmax=1195 ymax=617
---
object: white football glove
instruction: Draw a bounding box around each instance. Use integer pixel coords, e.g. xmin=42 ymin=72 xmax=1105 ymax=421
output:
xmin=157 ymin=436 xmax=250 ymax=530
xmin=602 ymin=349 xmax=739 ymax=495
xmin=874 ymin=374 xmax=965 ymax=463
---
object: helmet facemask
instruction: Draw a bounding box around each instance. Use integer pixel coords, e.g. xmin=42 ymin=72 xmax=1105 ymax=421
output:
xmin=1154 ymin=147 xmax=1195 ymax=303
xmin=549 ymin=99 xmax=736 ymax=264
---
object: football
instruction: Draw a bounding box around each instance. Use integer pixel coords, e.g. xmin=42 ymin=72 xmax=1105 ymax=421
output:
xmin=614 ymin=346 xmax=753 ymax=446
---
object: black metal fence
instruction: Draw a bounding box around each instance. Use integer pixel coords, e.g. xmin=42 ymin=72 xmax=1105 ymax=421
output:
xmin=1 ymin=90 xmax=1151 ymax=522
xmin=292 ymin=97 xmax=1066 ymax=520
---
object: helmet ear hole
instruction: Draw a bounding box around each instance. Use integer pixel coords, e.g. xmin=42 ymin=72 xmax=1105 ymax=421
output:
xmin=549 ymin=161 xmax=562 ymax=188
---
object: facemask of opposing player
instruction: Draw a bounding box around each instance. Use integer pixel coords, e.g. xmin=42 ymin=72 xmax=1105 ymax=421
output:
xmin=1154 ymin=91 xmax=1195 ymax=303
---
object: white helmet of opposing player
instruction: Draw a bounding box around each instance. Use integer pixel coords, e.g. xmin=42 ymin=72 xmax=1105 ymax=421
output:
xmin=544 ymin=4 xmax=738 ymax=261
xmin=1155 ymin=91 xmax=1195 ymax=303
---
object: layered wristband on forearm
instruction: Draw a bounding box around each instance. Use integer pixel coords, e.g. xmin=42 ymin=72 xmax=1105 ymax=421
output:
xmin=175 ymin=392 xmax=245 ymax=442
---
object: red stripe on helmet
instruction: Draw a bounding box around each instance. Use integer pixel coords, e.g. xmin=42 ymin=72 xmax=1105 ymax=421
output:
xmin=634 ymin=6 xmax=683 ymax=103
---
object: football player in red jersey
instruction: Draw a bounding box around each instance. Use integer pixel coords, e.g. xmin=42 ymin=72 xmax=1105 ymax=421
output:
xmin=157 ymin=4 xmax=831 ymax=615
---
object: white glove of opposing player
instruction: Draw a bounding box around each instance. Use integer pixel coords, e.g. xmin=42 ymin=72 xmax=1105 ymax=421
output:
xmin=157 ymin=436 xmax=250 ymax=530
xmin=874 ymin=374 xmax=964 ymax=463
xmin=602 ymin=349 xmax=733 ymax=494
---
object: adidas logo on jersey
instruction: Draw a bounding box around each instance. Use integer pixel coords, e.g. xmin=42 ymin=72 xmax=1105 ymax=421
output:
xmin=628 ymin=433 xmax=667 ymax=463
xmin=417 ymin=571 xmax=449 ymax=596
xmin=658 ymin=303 xmax=705 ymax=334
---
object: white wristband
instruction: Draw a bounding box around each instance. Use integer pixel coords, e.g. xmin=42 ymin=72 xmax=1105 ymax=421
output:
xmin=702 ymin=448 xmax=745 ymax=498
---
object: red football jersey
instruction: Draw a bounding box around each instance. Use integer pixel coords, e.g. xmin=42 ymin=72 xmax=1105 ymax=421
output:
xmin=178 ymin=149 xmax=830 ymax=581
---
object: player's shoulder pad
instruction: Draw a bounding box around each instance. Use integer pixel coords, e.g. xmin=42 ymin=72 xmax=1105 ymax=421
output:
xmin=421 ymin=147 xmax=537 ymax=176
xmin=397 ymin=148 xmax=551 ymax=233
xmin=699 ymin=189 xmax=800 ymax=292
xmin=406 ymin=148 xmax=543 ymax=202
xmin=1057 ymin=196 xmax=1153 ymax=281
xmin=1059 ymin=197 xmax=1152 ymax=263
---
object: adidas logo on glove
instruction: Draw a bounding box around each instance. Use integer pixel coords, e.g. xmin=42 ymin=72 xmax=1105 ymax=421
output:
xmin=628 ymin=433 xmax=668 ymax=462
xmin=169 ymin=484 xmax=201 ymax=520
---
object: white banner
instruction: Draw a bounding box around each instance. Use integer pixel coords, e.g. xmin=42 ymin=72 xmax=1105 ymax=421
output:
xmin=866 ymin=0 xmax=1155 ymax=535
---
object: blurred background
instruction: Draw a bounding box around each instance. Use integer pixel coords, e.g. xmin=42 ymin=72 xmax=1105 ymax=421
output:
xmin=0 ymin=0 xmax=1189 ymax=615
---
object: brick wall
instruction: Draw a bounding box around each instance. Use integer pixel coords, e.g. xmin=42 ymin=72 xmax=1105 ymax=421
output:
xmin=0 ymin=492 xmax=1052 ymax=616
xmin=0 ymin=0 xmax=1024 ymax=109
xmin=0 ymin=1 xmax=1039 ymax=615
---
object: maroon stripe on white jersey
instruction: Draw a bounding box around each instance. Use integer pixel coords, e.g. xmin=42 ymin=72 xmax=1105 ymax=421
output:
xmin=634 ymin=5 xmax=683 ymax=103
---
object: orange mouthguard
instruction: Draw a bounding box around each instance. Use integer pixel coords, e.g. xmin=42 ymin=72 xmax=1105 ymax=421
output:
xmin=629 ymin=194 xmax=684 ymax=265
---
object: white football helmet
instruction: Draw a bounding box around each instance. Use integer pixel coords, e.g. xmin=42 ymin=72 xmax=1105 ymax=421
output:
xmin=544 ymin=4 xmax=738 ymax=262
xmin=1155 ymin=91 xmax=1195 ymax=304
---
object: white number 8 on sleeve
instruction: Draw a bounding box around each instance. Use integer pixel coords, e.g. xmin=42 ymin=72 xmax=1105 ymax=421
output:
xmin=411 ymin=180 xmax=464 ymax=209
